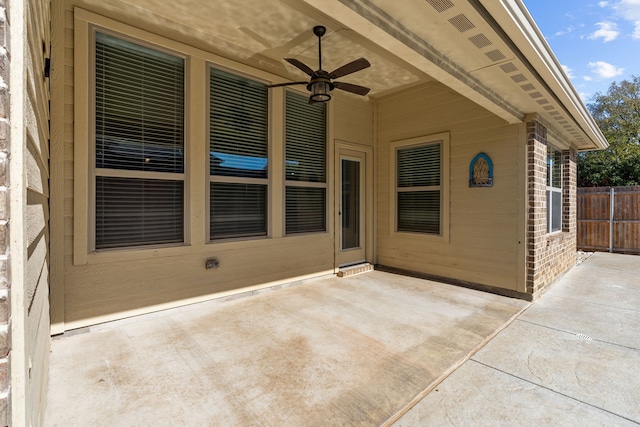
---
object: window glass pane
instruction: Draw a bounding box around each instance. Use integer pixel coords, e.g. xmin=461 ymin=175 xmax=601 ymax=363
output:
xmin=342 ymin=159 xmax=360 ymax=250
xmin=552 ymin=150 xmax=562 ymax=188
xmin=397 ymin=191 xmax=440 ymax=234
xmin=96 ymin=177 xmax=183 ymax=249
xmin=547 ymin=146 xmax=562 ymax=189
xmin=210 ymin=68 xmax=268 ymax=178
xmin=546 ymin=146 xmax=552 ymax=187
xmin=285 ymin=91 xmax=326 ymax=183
xmin=95 ymin=32 xmax=184 ymax=173
xmin=546 ymin=189 xmax=551 ymax=233
xmin=397 ymin=144 xmax=440 ymax=188
xmin=286 ymin=187 xmax=326 ymax=234
xmin=552 ymin=190 xmax=562 ymax=232
xmin=210 ymin=183 xmax=266 ymax=240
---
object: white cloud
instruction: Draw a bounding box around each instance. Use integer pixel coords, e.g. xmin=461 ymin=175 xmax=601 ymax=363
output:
xmin=589 ymin=21 xmax=620 ymax=42
xmin=583 ymin=75 xmax=594 ymax=81
xmin=599 ymin=1 xmax=610 ymax=7
xmin=579 ymin=91 xmax=591 ymax=102
xmin=611 ymin=0 xmax=640 ymax=38
xmin=555 ymin=26 xmax=575 ymax=37
xmin=562 ymin=65 xmax=575 ymax=79
xmin=588 ymin=61 xmax=625 ymax=78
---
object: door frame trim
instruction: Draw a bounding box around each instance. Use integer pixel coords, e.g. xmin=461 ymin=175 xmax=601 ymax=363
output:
xmin=334 ymin=140 xmax=375 ymax=269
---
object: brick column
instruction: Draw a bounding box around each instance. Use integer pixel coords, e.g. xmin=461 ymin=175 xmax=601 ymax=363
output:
xmin=0 ymin=0 xmax=9 ymax=424
xmin=526 ymin=119 xmax=548 ymax=294
xmin=526 ymin=117 xmax=577 ymax=297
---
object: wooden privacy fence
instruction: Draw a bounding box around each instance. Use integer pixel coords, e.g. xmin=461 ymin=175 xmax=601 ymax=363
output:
xmin=577 ymin=186 xmax=640 ymax=254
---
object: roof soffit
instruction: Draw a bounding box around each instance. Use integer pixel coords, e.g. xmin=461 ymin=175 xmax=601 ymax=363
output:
xmin=300 ymin=0 xmax=606 ymax=149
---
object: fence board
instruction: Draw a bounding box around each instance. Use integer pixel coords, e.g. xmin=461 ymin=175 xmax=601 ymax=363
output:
xmin=577 ymin=186 xmax=640 ymax=254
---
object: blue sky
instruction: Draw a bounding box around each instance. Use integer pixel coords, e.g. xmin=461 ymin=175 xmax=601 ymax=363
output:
xmin=523 ymin=0 xmax=640 ymax=103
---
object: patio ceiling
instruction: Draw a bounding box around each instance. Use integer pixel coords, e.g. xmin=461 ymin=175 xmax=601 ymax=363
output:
xmin=82 ymin=0 xmax=607 ymax=151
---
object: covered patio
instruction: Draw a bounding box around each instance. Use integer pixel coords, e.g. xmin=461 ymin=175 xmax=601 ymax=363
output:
xmin=45 ymin=271 xmax=527 ymax=426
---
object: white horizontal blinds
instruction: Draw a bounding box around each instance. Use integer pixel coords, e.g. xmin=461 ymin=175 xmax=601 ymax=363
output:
xmin=397 ymin=143 xmax=442 ymax=234
xmin=547 ymin=146 xmax=562 ymax=233
xmin=285 ymin=91 xmax=327 ymax=234
xmin=96 ymin=33 xmax=184 ymax=173
xmin=209 ymin=67 xmax=268 ymax=239
xmin=96 ymin=177 xmax=184 ymax=248
xmin=285 ymin=92 xmax=326 ymax=183
xmin=94 ymin=32 xmax=185 ymax=250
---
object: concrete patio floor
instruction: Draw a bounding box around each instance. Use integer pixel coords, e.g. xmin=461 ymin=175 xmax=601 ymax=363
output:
xmin=45 ymin=270 xmax=528 ymax=426
xmin=45 ymin=252 xmax=640 ymax=426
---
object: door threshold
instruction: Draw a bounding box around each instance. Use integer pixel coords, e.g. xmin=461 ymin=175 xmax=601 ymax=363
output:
xmin=337 ymin=262 xmax=374 ymax=278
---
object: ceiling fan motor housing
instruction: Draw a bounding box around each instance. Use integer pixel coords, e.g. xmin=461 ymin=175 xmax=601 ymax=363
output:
xmin=313 ymin=25 xmax=326 ymax=38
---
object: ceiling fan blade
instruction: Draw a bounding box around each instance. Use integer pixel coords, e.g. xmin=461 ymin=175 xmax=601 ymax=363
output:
xmin=267 ymin=81 xmax=308 ymax=88
xmin=333 ymin=81 xmax=371 ymax=96
xmin=329 ymin=58 xmax=371 ymax=79
xmin=284 ymin=58 xmax=315 ymax=77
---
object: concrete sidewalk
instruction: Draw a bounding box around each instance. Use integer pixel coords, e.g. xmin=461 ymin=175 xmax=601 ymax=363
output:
xmin=394 ymin=252 xmax=640 ymax=426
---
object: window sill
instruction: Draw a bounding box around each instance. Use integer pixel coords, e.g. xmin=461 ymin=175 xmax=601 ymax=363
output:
xmin=546 ymin=231 xmax=570 ymax=246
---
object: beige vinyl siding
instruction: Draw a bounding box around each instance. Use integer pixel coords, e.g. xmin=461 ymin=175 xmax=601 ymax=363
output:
xmin=334 ymin=94 xmax=374 ymax=147
xmin=11 ymin=0 xmax=52 ymax=424
xmin=376 ymin=81 xmax=524 ymax=291
xmin=52 ymin=5 xmax=376 ymax=330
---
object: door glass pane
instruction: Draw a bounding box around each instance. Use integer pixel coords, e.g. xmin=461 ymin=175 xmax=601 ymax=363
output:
xmin=342 ymin=159 xmax=360 ymax=250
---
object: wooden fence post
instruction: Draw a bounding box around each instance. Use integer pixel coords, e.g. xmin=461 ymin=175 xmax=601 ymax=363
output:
xmin=609 ymin=187 xmax=614 ymax=253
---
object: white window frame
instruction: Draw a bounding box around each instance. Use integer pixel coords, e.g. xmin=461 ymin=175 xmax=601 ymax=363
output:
xmin=546 ymin=144 xmax=563 ymax=234
xmin=390 ymin=133 xmax=450 ymax=242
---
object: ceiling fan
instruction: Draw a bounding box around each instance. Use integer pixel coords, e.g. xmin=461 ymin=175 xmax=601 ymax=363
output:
xmin=267 ymin=25 xmax=371 ymax=103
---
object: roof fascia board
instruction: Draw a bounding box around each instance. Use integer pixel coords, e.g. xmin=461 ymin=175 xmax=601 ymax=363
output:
xmin=478 ymin=0 xmax=608 ymax=150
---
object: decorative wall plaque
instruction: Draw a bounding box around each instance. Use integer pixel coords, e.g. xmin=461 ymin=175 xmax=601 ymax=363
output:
xmin=469 ymin=153 xmax=493 ymax=187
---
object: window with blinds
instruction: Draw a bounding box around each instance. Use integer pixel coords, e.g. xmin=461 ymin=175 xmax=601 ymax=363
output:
xmin=285 ymin=91 xmax=327 ymax=234
xmin=546 ymin=145 xmax=562 ymax=233
xmin=94 ymin=32 xmax=185 ymax=249
xmin=209 ymin=67 xmax=268 ymax=240
xmin=396 ymin=142 xmax=442 ymax=234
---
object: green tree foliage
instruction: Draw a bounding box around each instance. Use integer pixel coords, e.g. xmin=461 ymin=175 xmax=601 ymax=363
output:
xmin=578 ymin=76 xmax=640 ymax=187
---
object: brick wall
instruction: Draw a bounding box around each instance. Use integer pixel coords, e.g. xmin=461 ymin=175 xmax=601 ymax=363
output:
xmin=526 ymin=118 xmax=577 ymax=296
xmin=0 ymin=0 xmax=9 ymax=424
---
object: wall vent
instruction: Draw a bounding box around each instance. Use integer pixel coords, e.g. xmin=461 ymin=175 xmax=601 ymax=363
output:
xmin=520 ymin=83 xmax=535 ymax=91
xmin=425 ymin=0 xmax=454 ymax=13
xmin=511 ymin=74 xmax=526 ymax=83
xmin=529 ymin=91 xmax=543 ymax=99
xmin=537 ymin=99 xmax=549 ymax=105
xmin=499 ymin=63 xmax=517 ymax=73
xmin=448 ymin=14 xmax=475 ymax=32
xmin=550 ymin=111 xmax=561 ymax=116
xmin=543 ymin=105 xmax=554 ymax=111
xmin=468 ymin=34 xmax=492 ymax=48
xmin=485 ymin=49 xmax=506 ymax=62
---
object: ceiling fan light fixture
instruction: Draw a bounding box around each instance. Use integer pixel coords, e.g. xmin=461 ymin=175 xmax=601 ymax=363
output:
xmin=309 ymin=80 xmax=333 ymax=102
